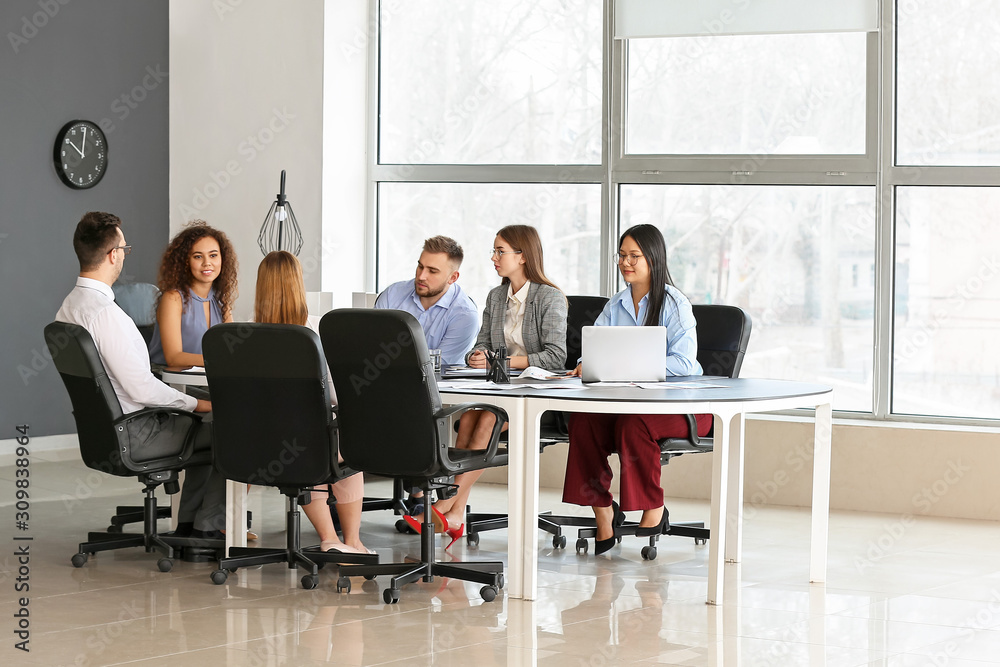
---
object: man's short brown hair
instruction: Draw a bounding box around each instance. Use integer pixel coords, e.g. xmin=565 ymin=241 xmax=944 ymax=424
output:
xmin=73 ymin=212 xmax=123 ymax=271
xmin=422 ymin=235 xmax=464 ymax=267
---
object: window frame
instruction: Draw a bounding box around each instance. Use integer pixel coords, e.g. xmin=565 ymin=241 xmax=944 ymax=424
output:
xmin=363 ymin=0 xmax=1000 ymax=427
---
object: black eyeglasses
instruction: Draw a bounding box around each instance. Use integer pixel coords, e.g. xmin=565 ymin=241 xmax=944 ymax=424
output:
xmin=491 ymin=249 xmax=522 ymax=258
xmin=108 ymin=245 xmax=132 ymax=256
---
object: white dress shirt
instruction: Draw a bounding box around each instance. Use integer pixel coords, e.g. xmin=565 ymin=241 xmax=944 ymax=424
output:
xmin=56 ymin=277 xmax=197 ymax=413
xmin=502 ymin=281 xmax=531 ymax=358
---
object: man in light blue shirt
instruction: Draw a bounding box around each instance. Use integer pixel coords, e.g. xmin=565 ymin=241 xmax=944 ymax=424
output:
xmin=375 ymin=235 xmax=478 ymax=366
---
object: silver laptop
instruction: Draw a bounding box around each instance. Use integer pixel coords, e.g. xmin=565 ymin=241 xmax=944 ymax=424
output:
xmin=581 ymin=326 xmax=667 ymax=383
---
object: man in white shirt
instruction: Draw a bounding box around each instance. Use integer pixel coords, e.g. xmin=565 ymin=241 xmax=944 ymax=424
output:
xmin=56 ymin=212 xmax=225 ymax=538
xmin=374 ymin=235 xmax=478 ymax=366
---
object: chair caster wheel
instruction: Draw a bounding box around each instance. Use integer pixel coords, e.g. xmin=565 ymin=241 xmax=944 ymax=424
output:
xmin=467 ymin=532 xmax=480 ymax=547
xmin=480 ymin=585 xmax=498 ymax=602
xmin=575 ymin=538 xmax=588 ymax=555
xmin=695 ymin=538 xmax=707 ymax=546
xmin=364 ymin=573 xmax=377 ymax=581
xmin=395 ymin=519 xmax=414 ymax=534
xmin=106 ymin=524 xmax=123 ymax=533
xmin=383 ymin=588 xmax=400 ymax=604
xmin=301 ymin=574 xmax=318 ymax=590
xmin=641 ymin=545 xmax=657 ymax=560
xmin=210 ymin=569 xmax=228 ymax=585
xmin=71 ymin=553 xmax=88 ymax=568
xmin=497 ymin=574 xmax=505 ymax=589
xmin=157 ymin=558 xmax=173 ymax=572
xmin=552 ymin=534 xmax=567 ymax=549
xmin=337 ymin=575 xmax=351 ymax=593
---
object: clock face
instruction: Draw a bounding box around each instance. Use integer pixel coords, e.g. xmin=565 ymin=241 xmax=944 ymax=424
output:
xmin=53 ymin=120 xmax=108 ymax=189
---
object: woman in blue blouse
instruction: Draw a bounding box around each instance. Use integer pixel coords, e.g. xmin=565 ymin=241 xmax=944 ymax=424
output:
xmin=564 ymin=224 xmax=710 ymax=555
xmin=148 ymin=222 xmax=238 ymax=368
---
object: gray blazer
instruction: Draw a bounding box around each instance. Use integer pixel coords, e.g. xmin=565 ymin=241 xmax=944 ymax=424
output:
xmin=466 ymin=282 xmax=567 ymax=371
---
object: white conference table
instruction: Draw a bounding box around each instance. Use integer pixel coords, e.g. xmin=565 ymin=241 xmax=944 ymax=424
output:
xmin=163 ymin=368 xmax=832 ymax=607
xmin=439 ymin=377 xmax=833 ymax=606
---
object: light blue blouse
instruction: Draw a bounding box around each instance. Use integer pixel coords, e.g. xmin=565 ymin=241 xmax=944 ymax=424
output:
xmin=593 ymin=284 xmax=703 ymax=376
xmin=147 ymin=288 xmax=223 ymax=365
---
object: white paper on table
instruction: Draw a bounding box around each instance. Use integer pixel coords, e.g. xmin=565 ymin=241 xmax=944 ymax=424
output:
xmin=519 ymin=365 xmax=572 ymax=380
xmin=178 ymin=366 xmax=205 ymax=373
xmin=523 ymin=383 xmax=579 ymax=389
xmin=584 ymin=381 xmax=634 ymax=387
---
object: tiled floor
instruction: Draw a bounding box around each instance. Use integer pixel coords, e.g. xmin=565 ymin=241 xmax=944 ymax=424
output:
xmin=3 ymin=454 xmax=1000 ymax=665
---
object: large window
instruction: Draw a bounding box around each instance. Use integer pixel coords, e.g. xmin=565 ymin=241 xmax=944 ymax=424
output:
xmin=379 ymin=0 xmax=602 ymax=164
xmin=896 ymin=1 xmax=1000 ymax=166
xmin=627 ymin=33 xmax=868 ymax=155
xmin=370 ymin=0 xmax=1000 ymax=424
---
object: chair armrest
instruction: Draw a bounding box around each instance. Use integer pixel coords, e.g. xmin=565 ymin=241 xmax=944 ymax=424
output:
xmin=113 ymin=407 xmax=204 ymax=472
xmin=682 ymin=413 xmax=700 ymax=446
xmin=434 ymin=402 xmax=509 ymax=467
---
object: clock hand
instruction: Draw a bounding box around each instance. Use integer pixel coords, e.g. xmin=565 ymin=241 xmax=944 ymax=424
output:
xmin=67 ymin=138 xmax=84 ymax=157
xmin=81 ymin=127 xmax=87 ymax=158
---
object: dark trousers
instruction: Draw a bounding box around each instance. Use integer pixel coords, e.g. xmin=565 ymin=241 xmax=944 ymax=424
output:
xmin=176 ymin=416 xmax=226 ymax=532
xmin=562 ymin=412 xmax=713 ymax=511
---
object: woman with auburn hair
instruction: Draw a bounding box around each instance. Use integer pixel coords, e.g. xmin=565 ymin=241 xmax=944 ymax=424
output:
xmin=405 ymin=224 xmax=568 ymax=547
xmin=563 ymin=224 xmax=708 ymax=555
xmin=149 ymin=221 xmax=239 ymax=368
xmin=254 ymin=251 xmax=373 ymax=556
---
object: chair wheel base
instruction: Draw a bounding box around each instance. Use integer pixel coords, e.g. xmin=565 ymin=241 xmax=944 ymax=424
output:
xmin=641 ymin=545 xmax=657 ymax=560
xmin=552 ymin=534 xmax=567 ymax=549
xmin=71 ymin=553 xmax=88 ymax=568
xmin=210 ymin=569 xmax=228 ymax=585
xmin=157 ymin=558 xmax=173 ymax=572
xmin=383 ymin=588 xmax=400 ymax=604
xmin=480 ymin=585 xmax=498 ymax=602
xmin=575 ymin=538 xmax=589 ymax=555
xmin=337 ymin=575 xmax=351 ymax=593
xmin=301 ymin=574 xmax=318 ymax=590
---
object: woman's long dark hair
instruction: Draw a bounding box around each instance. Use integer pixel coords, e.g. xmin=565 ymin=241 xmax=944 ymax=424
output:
xmin=620 ymin=224 xmax=675 ymax=327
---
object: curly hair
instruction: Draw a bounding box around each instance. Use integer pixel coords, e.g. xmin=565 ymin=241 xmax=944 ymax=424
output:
xmin=155 ymin=221 xmax=239 ymax=316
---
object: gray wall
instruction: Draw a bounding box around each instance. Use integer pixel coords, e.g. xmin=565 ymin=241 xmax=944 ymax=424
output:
xmin=1 ymin=0 xmax=169 ymax=438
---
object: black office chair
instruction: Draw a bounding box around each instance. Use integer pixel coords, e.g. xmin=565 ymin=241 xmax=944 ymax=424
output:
xmin=45 ymin=322 xmax=222 ymax=572
xmin=112 ymin=282 xmax=160 ymax=346
xmin=574 ymin=304 xmax=752 ymax=560
xmin=464 ymin=295 xmax=611 ymax=549
xmin=202 ymin=323 xmax=378 ymax=589
xmin=321 ymin=308 xmax=507 ymax=603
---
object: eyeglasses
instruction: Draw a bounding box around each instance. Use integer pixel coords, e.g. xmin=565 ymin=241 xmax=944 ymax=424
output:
xmin=108 ymin=245 xmax=132 ymax=256
xmin=491 ymin=249 xmax=522 ymax=258
xmin=615 ymin=252 xmax=644 ymax=266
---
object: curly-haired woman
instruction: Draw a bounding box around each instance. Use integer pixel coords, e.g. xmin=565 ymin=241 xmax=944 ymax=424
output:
xmin=148 ymin=221 xmax=239 ymax=368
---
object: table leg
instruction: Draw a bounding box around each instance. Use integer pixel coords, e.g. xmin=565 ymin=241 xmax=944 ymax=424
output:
xmin=810 ymin=401 xmax=832 ymax=583
xmin=505 ymin=397 xmax=527 ymax=599
xmin=724 ymin=411 xmax=745 ymax=564
xmin=519 ymin=400 xmax=546 ymax=602
xmin=707 ymin=412 xmax=730 ymax=606
xmin=225 ymin=480 xmax=247 ymax=554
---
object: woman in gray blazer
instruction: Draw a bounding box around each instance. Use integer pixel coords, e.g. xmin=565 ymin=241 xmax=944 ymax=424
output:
xmin=404 ymin=224 xmax=567 ymax=546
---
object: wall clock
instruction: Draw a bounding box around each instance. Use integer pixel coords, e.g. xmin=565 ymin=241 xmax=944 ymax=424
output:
xmin=53 ymin=120 xmax=108 ymax=189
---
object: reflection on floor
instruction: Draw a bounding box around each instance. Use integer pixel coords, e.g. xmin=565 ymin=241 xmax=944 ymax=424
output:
xmin=2 ymin=454 xmax=1000 ymax=666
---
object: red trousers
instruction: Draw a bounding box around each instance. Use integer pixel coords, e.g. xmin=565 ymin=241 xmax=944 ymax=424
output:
xmin=562 ymin=412 xmax=713 ymax=511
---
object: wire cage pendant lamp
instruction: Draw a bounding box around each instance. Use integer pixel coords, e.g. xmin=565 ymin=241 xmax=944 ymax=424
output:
xmin=258 ymin=169 xmax=303 ymax=256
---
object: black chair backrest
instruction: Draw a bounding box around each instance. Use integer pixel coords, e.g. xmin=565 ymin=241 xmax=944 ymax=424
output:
xmin=202 ymin=323 xmax=335 ymax=488
xmin=565 ymin=295 xmax=609 ymax=371
xmin=320 ymin=309 xmax=446 ymax=479
xmin=692 ymin=304 xmax=752 ymax=379
xmin=112 ymin=282 xmax=159 ymax=346
xmin=44 ymin=322 xmax=130 ymax=476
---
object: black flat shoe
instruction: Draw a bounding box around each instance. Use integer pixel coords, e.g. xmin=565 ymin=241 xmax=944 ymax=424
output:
xmin=634 ymin=506 xmax=669 ymax=537
xmin=594 ymin=501 xmax=626 ymax=555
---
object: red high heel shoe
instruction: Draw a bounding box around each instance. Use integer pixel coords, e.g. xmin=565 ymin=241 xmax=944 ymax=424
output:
xmin=444 ymin=523 xmax=465 ymax=550
xmin=403 ymin=507 xmax=449 ymax=535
